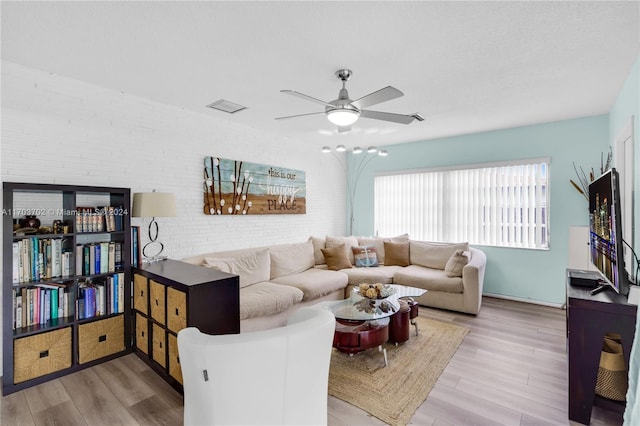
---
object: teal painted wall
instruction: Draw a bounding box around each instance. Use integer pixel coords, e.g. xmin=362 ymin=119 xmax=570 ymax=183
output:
xmin=349 ymin=115 xmax=609 ymax=305
xmin=609 ymin=56 xmax=639 ymax=264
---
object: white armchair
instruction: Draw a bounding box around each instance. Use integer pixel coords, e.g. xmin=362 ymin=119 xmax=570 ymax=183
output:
xmin=177 ymin=307 xmax=336 ymax=426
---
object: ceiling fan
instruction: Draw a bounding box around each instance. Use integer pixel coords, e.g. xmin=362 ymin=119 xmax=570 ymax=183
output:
xmin=275 ymin=69 xmax=424 ymax=133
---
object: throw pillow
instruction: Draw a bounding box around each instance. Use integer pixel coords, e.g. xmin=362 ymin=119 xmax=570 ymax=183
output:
xmin=310 ymin=236 xmax=326 ymax=265
xmin=269 ymin=239 xmax=315 ymax=279
xmin=444 ymin=249 xmax=469 ymax=277
xmin=383 ymin=241 xmax=410 ymax=267
xmin=321 ymin=244 xmax=353 ymax=271
xmin=351 ymin=246 xmax=379 ymax=267
xmin=410 ymin=241 xmax=469 ymax=270
xmin=357 ymin=234 xmax=409 ymax=264
xmin=325 ymin=235 xmax=359 ymax=264
xmin=202 ymin=249 xmax=270 ymax=288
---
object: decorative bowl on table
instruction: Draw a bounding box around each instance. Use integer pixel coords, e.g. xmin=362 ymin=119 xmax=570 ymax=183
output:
xmin=352 ymin=283 xmax=397 ymax=314
xmin=356 ymin=283 xmax=396 ymax=299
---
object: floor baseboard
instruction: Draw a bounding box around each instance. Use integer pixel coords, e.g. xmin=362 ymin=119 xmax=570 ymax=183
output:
xmin=483 ymin=292 xmax=565 ymax=309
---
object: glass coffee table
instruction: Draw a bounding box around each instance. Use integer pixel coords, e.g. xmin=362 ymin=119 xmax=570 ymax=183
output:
xmin=321 ymin=284 xmax=426 ymax=366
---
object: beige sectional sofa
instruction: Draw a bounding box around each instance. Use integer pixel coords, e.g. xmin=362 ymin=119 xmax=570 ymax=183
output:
xmin=181 ymin=235 xmax=486 ymax=332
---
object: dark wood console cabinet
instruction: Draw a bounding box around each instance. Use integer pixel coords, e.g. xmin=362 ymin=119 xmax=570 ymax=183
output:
xmin=132 ymin=259 xmax=239 ymax=392
xmin=566 ymin=269 xmax=637 ymax=425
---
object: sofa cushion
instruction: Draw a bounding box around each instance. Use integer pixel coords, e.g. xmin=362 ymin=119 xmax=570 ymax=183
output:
xmin=384 ymin=241 xmax=410 ymax=266
xmin=394 ymin=265 xmax=464 ymax=293
xmin=271 ymin=268 xmax=348 ymax=300
xmin=357 ymin=234 xmax=409 ymax=264
xmin=202 ymin=249 xmax=270 ymax=288
xmin=352 ymin=246 xmax=379 ymax=267
xmin=239 ymin=281 xmax=304 ymax=320
xmin=325 ymin=236 xmax=359 ymax=264
xmin=409 ymin=241 xmax=469 ymax=270
xmin=310 ymin=236 xmax=326 ymax=265
xmin=321 ymin=244 xmax=353 ymax=271
xmin=444 ymin=249 xmax=469 ymax=277
xmin=341 ymin=265 xmax=402 ymax=286
xmin=269 ymin=240 xmax=315 ymax=279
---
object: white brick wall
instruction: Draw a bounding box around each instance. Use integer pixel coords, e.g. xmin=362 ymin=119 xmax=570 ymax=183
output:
xmin=0 ymin=62 xmax=347 ymax=374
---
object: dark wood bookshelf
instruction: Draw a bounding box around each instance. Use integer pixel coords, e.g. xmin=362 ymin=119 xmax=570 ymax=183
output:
xmin=2 ymin=182 xmax=132 ymax=395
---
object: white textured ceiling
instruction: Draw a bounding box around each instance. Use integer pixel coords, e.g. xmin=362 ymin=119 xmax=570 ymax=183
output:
xmin=2 ymin=1 xmax=639 ymax=149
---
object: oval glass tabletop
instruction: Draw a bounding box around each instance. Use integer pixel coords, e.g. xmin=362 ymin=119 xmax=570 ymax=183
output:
xmin=326 ymin=284 xmax=426 ymax=321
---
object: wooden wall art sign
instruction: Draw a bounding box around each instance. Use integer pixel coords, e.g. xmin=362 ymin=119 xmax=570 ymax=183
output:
xmin=203 ymin=156 xmax=306 ymax=215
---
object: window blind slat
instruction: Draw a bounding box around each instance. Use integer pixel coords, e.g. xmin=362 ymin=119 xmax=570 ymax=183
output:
xmin=374 ymin=160 xmax=549 ymax=249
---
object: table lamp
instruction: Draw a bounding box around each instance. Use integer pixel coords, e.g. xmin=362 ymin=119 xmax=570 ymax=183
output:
xmin=132 ymin=190 xmax=177 ymax=262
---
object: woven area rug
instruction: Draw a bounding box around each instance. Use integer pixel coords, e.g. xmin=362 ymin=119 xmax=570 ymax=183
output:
xmin=328 ymin=316 xmax=469 ymax=426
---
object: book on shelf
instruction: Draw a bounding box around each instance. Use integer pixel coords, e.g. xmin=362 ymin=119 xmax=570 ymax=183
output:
xmin=108 ymin=242 xmax=115 ymax=273
xmin=114 ymin=206 xmax=124 ymax=231
xmin=12 ymin=237 xmax=68 ymax=283
xmin=15 ymin=292 xmax=22 ymax=329
xmin=94 ymin=243 xmax=101 ymax=275
xmin=12 ymin=282 xmax=73 ymax=329
xmin=74 ymin=273 xmax=124 ymax=320
xmin=76 ymin=245 xmax=83 ymax=276
xmin=12 ymin=242 xmax=19 ymax=283
xmin=77 ymin=206 xmax=107 ymax=233
xmin=114 ymin=242 xmax=123 ymax=270
xmin=100 ymin=242 xmax=109 ymax=274
xmin=83 ymin=245 xmax=91 ymax=276
xmin=131 ymin=226 xmax=141 ymax=268
xmin=90 ymin=244 xmax=97 ymax=274
xmin=76 ymin=242 xmax=122 ymax=275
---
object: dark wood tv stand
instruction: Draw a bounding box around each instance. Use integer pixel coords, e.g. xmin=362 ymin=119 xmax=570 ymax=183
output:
xmin=566 ymin=269 xmax=637 ymax=424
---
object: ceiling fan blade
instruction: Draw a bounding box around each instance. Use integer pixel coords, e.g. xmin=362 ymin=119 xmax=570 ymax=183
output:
xmin=275 ymin=111 xmax=325 ymax=120
xmin=359 ymin=109 xmax=417 ymax=124
xmin=337 ymin=125 xmax=352 ymax=133
xmin=280 ymin=90 xmax=334 ymax=107
xmin=351 ymin=86 xmax=404 ymax=109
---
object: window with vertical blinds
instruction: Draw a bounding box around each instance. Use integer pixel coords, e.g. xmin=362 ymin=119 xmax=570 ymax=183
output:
xmin=374 ymin=159 xmax=549 ymax=249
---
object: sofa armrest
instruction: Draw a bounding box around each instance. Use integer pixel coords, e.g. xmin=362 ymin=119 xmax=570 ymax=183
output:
xmin=461 ymin=248 xmax=487 ymax=314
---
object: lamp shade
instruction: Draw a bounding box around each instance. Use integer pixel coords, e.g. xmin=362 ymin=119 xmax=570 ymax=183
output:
xmin=132 ymin=192 xmax=177 ymax=218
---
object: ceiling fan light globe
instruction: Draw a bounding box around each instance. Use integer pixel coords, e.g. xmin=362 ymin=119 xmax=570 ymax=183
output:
xmin=327 ymin=109 xmax=359 ymax=126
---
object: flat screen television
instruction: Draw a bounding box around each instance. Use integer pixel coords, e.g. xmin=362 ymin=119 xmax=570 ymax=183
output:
xmin=588 ymin=168 xmax=629 ymax=296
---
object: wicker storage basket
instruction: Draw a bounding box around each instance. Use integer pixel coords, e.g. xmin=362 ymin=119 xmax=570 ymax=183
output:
xmin=78 ymin=315 xmax=125 ymax=364
xmin=168 ymin=333 xmax=183 ymax=384
xmin=152 ymin=323 xmax=166 ymax=368
xmin=14 ymin=327 xmax=72 ymax=384
xmin=133 ymin=274 xmax=148 ymax=314
xmin=150 ymin=280 xmax=166 ymax=324
xmin=135 ymin=312 xmax=148 ymax=354
xmin=167 ymin=287 xmax=187 ymax=333
xmin=595 ymin=333 xmax=628 ymax=401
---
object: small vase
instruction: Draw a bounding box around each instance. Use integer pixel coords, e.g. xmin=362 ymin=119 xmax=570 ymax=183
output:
xmin=19 ymin=215 xmax=41 ymax=229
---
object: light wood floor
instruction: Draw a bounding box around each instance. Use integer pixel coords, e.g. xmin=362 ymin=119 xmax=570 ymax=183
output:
xmin=1 ymin=297 xmax=624 ymax=426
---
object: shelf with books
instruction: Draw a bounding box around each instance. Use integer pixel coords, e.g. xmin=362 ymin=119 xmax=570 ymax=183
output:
xmin=2 ymin=182 xmax=132 ymax=395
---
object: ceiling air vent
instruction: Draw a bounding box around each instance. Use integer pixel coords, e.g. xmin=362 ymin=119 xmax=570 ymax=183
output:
xmin=205 ymin=99 xmax=247 ymax=114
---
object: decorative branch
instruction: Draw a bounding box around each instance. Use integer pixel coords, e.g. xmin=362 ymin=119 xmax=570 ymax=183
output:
xmin=570 ymin=147 xmax=612 ymax=201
